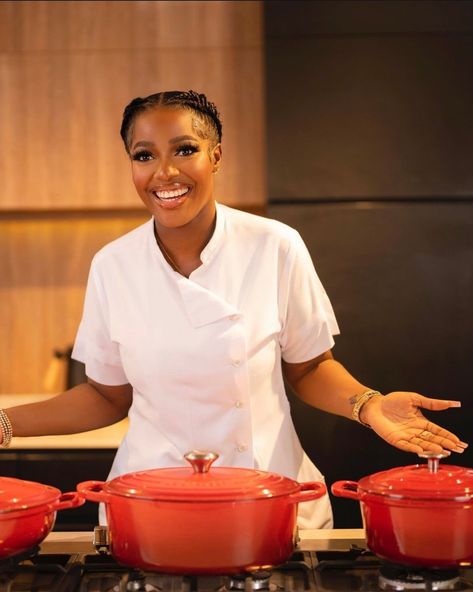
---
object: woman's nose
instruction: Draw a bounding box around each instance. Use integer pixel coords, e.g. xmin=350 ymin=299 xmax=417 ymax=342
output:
xmin=153 ymin=159 xmax=179 ymax=180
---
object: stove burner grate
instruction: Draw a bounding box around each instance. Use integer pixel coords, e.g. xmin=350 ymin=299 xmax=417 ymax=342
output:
xmin=227 ymin=570 xmax=272 ymax=591
xmin=314 ymin=545 xmax=381 ymax=572
xmin=0 ymin=546 xmax=41 ymax=572
xmin=0 ymin=549 xmax=82 ymax=592
xmin=379 ymin=563 xmax=461 ymax=591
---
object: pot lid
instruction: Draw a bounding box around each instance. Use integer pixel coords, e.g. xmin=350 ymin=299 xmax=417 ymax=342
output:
xmin=104 ymin=451 xmax=301 ymax=502
xmin=359 ymin=453 xmax=473 ymax=501
xmin=0 ymin=476 xmax=61 ymax=513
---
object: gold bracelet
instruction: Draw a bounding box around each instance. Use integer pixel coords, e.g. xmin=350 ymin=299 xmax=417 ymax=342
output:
xmin=350 ymin=390 xmax=383 ymax=428
xmin=0 ymin=409 xmax=13 ymax=448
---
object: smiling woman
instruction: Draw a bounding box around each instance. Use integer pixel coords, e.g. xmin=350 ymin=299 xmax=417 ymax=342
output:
xmin=120 ymin=92 xmax=223 ymax=276
xmin=0 ymin=89 xmax=467 ymax=532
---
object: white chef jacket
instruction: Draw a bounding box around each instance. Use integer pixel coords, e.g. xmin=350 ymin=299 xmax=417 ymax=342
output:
xmin=72 ymin=203 xmax=340 ymax=529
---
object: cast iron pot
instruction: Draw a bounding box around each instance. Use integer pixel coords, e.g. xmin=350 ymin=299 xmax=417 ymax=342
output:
xmin=331 ymin=452 xmax=473 ymax=568
xmin=77 ymin=450 xmax=327 ymax=574
xmin=0 ymin=476 xmax=84 ymax=558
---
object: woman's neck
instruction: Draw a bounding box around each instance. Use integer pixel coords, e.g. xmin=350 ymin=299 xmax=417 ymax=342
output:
xmin=153 ymin=204 xmax=217 ymax=277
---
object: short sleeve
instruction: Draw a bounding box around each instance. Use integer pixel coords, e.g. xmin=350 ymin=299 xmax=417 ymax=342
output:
xmin=279 ymin=231 xmax=340 ymax=363
xmin=71 ymin=259 xmax=129 ymax=386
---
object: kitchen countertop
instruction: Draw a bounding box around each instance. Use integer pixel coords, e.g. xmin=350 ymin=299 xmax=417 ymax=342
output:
xmin=2 ymin=394 xmax=128 ymax=449
xmin=42 ymin=529 xmax=367 ymax=554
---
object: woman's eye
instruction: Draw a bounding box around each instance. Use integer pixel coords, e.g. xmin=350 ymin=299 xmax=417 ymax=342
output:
xmin=132 ymin=150 xmax=154 ymax=162
xmin=176 ymin=144 xmax=199 ymax=157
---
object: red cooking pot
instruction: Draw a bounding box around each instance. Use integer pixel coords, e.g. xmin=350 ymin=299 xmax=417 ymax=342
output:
xmin=332 ymin=452 xmax=473 ymax=568
xmin=0 ymin=476 xmax=84 ymax=558
xmin=77 ymin=450 xmax=327 ymax=574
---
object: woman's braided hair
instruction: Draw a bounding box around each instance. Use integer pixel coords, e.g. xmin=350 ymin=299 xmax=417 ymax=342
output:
xmin=120 ymin=90 xmax=222 ymax=153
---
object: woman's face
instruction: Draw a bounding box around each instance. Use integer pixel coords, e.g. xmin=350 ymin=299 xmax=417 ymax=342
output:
xmin=129 ymin=106 xmax=222 ymax=232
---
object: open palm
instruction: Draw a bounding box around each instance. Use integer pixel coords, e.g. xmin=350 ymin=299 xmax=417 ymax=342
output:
xmin=366 ymin=392 xmax=467 ymax=455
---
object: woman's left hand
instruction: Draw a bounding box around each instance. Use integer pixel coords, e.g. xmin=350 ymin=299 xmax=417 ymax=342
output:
xmin=362 ymin=392 xmax=468 ymax=455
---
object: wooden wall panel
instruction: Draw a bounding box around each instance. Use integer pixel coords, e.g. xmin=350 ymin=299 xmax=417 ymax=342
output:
xmin=0 ymin=1 xmax=265 ymax=210
xmin=0 ymin=1 xmax=262 ymax=52
xmin=0 ymin=48 xmax=264 ymax=209
xmin=0 ymin=214 xmax=150 ymax=394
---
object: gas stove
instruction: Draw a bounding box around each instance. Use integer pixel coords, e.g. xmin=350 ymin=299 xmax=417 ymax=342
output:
xmin=0 ymin=529 xmax=472 ymax=592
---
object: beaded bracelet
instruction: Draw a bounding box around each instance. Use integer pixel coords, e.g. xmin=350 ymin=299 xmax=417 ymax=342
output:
xmin=350 ymin=389 xmax=383 ymax=428
xmin=0 ymin=409 xmax=13 ymax=448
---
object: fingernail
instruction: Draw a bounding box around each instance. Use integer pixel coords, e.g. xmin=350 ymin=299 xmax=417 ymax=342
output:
xmin=449 ymin=401 xmax=461 ymax=407
xmin=459 ymin=442 xmax=469 ymax=448
xmin=453 ymin=447 xmax=465 ymax=453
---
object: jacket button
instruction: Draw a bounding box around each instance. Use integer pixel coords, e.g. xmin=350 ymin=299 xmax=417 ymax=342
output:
xmin=234 ymin=400 xmax=243 ymax=408
xmin=231 ymin=359 xmax=241 ymax=367
xmin=236 ymin=443 xmax=248 ymax=453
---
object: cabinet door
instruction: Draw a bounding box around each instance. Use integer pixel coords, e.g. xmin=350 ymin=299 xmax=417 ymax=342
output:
xmin=0 ymin=452 xmax=20 ymax=477
xmin=15 ymin=450 xmax=116 ymax=531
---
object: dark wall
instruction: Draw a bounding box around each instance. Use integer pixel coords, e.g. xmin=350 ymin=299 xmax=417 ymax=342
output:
xmin=269 ymin=201 xmax=473 ymax=527
xmin=265 ymin=1 xmax=473 ymax=527
xmin=266 ymin=0 xmax=473 ymax=200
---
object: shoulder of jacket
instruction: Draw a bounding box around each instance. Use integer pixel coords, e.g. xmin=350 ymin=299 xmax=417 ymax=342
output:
xmin=221 ymin=204 xmax=301 ymax=244
xmin=91 ymin=218 xmax=153 ymax=267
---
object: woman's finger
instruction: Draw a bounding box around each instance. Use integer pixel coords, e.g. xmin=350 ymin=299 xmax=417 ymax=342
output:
xmin=393 ymin=434 xmax=452 ymax=455
xmin=392 ymin=438 xmax=425 ymax=455
xmin=391 ymin=436 xmax=445 ymax=455
xmin=408 ymin=433 xmax=447 ymax=454
xmin=423 ymin=422 xmax=468 ymax=451
xmin=407 ymin=423 xmax=468 ymax=453
xmin=429 ymin=434 xmax=467 ymax=453
xmin=414 ymin=395 xmax=461 ymax=411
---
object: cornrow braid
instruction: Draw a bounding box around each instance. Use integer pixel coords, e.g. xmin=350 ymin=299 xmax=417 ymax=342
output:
xmin=120 ymin=90 xmax=223 ymax=153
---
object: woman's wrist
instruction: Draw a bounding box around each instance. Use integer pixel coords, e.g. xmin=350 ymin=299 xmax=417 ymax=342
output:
xmin=0 ymin=409 xmax=13 ymax=447
xmin=350 ymin=389 xmax=383 ymax=427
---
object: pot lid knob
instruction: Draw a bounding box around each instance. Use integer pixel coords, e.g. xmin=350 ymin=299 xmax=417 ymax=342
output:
xmin=418 ymin=451 xmax=449 ymax=474
xmin=184 ymin=450 xmax=219 ymax=474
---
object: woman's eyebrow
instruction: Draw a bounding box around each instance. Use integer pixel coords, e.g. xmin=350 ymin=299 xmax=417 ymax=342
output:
xmin=169 ymin=135 xmax=199 ymax=144
xmin=131 ymin=136 xmax=199 ymax=151
xmin=131 ymin=140 xmax=154 ymax=151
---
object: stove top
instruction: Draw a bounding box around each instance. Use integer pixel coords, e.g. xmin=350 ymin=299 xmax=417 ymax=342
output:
xmin=0 ymin=530 xmax=472 ymax=592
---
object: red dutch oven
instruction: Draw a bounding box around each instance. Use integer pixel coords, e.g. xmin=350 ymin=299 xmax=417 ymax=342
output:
xmin=331 ymin=452 xmax=473 ymax=568
xmin=0 ymin=476 xmax=84 ymax=558
xmin=77 ymin=450 xmax=327 ymax=574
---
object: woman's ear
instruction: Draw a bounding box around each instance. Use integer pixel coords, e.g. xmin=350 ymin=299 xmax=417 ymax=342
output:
xmin=212 ymin=143 xmax=222 ymax=173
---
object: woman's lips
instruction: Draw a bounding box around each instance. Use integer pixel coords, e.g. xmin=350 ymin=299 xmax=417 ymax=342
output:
xmin=151 ymin=186 xmax=191 ymax=209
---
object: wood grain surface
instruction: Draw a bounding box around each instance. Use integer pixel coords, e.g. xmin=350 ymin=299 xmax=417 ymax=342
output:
xmin=0 ymin=213 xmax=149 ymax=393
xmin=0 ymin=1 xmax=266 ymax=210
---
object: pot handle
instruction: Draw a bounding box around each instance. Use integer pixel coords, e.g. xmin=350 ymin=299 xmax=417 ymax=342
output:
xmin=289 ymin=481 xmax=327 ymax=504
xmin=76 ymin=480 xmax=110 ymax=503
xmin=51 ymin=492 xmax=86 ymax=511
xmin=331 ymin=480 xmax=360 ymax=500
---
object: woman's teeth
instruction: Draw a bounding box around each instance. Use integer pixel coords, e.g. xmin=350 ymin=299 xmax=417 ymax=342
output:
xmin=154 ymin=187 xmax=189 ymax=200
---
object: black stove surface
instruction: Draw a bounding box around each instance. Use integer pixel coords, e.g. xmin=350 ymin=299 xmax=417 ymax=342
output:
xmin=313 ymin=548 xmax=473 ymax=592
xmin=1 ymin=543 xmax=472 ymax=592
